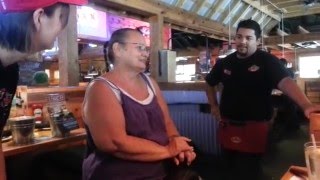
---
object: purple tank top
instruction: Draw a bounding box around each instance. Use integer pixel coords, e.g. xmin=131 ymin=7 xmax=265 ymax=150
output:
xmin=83 ymin=74 xmax=169 ymax=180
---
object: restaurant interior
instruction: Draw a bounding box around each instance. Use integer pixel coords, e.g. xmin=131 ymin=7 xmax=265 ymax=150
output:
xmin=3 ymin=0 xmax=320 ymax=179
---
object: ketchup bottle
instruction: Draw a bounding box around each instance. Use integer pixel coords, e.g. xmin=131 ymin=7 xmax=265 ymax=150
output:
xmin=32 ymin=104 xmax=43 ymax=122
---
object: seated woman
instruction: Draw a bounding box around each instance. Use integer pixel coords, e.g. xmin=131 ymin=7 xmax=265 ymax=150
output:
xmin=82 ymin=28 xmax=196 ymax=180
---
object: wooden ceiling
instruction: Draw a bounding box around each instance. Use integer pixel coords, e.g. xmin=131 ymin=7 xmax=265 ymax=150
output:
xmin=268 ymin=0 xmax=320 ymax=18
xmin=91 ymin=0 xmax=320 ymax=50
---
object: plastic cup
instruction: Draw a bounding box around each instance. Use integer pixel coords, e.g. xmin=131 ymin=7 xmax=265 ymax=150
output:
xmin=309 ymin=113 xmax=320 ymax=141
xmin=304 ymin=141 xmax=320 ymax=180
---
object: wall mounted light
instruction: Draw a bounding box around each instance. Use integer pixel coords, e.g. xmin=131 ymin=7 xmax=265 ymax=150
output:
xmin=54 ymin=70 xmax=60 ymax=80
xmin=45 ymin=69 xmax=50 ymax=78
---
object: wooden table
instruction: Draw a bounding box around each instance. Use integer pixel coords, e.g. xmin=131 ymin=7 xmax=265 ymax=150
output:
xmin=2 ymin=128 xmax=86 ymax=157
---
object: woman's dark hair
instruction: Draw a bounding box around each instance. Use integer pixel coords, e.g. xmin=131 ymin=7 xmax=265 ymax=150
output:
xmin=106 ymin=28 xmax=140 ymax=64
xmin=103 ymin=41 xmax=109 ymax=72
xmin=236 ymin=19 xmax=261 ymax=39
xmin=0 ymin=3 xmax=69 ymax=52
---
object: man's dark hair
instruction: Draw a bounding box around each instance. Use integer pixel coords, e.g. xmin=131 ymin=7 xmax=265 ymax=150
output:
xmin=236 ymin=19 xmax=261 ymax=39
xmin=279 ymin=58 xmax=288 ymax=66
xmin=0 ymin=3 xmax=69 ymax=52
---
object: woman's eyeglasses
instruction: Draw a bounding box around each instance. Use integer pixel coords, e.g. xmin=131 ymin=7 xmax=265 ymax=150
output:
xmin=119 ymin=42 xmax=150 ymax=54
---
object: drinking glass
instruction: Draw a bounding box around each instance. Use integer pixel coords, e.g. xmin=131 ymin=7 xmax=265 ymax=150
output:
xmin=304 ymin=142 xmax=320 ymax=180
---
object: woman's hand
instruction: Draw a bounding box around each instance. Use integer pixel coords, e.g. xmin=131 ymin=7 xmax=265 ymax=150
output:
xmin=167 ymin=136 xmax=193 ymax=158
xmin=168 ymin=136 xmax=196 ymax=166
xmin=173 ymin=150 xmax=196 ymax=166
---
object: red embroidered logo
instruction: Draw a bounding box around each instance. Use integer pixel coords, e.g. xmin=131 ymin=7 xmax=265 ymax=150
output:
xmin=223 ymin=69 xmax=231 ymax=75
xmin=231 ymin=136 xmax=242 ymax=144
xmin=248 ymin=65 xmax=260 ymax=72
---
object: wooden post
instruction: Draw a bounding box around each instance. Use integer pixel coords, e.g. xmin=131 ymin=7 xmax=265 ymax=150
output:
xmin=58 ymin=5 xmax=79 ymax=86
xmin=149 ymin=14 xmax=164 ymax=80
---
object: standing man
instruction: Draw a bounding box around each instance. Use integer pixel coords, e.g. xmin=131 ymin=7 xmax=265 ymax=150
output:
xmin=205 ymin=19 xmax=320 ymax=179
xmin=0 ymin=0 xmax=87 ymax=179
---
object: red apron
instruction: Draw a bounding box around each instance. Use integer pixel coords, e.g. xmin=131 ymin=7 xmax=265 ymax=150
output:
xmin=218 ymin=119 xmax=270 ymax=154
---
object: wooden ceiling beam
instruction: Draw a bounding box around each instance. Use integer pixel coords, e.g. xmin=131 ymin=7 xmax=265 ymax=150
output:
xmin=170 ymin=24 xmax=228 ymax=41
xmin=267 ymin=45 xmax=282 ymax=50
xmin=267 ymin=1 xmax=300 ymax=9
xmin=268 ymin=0 xmax=299 ymax=3
xmin=91 ymin=0 xmax=230 ymax=38
xmin=176 ymin=48 xmax=200 ymax=57
xmin=264 ymin=32 xmax=320 ymax=45
xmin=284 ymin=7 xmax=320 ymax=18
xmin=285 ymin=5 xmax=307 ymax=12
xmin=295 ymin=47 xmax=320 ymax=53
xmin=242 ymin=0 xmax=281 ymax=21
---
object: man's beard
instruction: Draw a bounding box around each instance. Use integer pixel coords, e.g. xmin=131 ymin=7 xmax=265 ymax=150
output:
xmin=236 ymin=47 xmax=248 ymax=57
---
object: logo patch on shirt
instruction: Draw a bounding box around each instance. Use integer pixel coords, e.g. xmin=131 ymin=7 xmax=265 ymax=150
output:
xmin=223 ymin=69 xmax=232 ymax=75
xmin=231 ymin=136 xmax=242 ymax=144
xmin=248 ymin=65 xmax=260 ymax=72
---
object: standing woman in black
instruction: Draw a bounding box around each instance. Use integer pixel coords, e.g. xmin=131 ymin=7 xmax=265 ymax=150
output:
xmin=0 ymin=1 xmax=87 ymax=179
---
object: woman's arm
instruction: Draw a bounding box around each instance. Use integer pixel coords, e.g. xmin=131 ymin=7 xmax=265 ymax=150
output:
xmin=83 ymin=81 xmax=192 ymax=162
xmin=149 ymin=78 xmax=180 ymax=138
xmin=149 ymin=78 xmax=196 ymax=165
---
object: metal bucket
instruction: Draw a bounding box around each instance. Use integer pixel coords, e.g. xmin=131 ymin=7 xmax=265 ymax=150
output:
xmin=49 ymin=114 xmax=70 ymax=137
xmin=9 ymin=116 xmax=35 ymax=145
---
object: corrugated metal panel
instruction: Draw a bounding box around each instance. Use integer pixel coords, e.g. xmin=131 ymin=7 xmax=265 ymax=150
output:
xmin=160 ymin=0 xmax=177 ymax=5
xmin=169 ymin=104 xmax=221 ymax=155
xmin=197 ymin=4 xmax=210 ymax=16
xmin=206 ymin=0 xmax=216 ymax=4
xmin=264 ymin=19 xmax=279 ymax=34
xmin=181 ymin=0 xmax=195 ymax=11
xmin=251 ymin=9 xmax=262 ymax=22
xmin=210 ymin=0 xmax=231 ymax=21
xmin=261 ymin=16 xmax=272 ymax=30
xmin=232 ymin=5 xmax=254 ymax=28
xmin=252 ymin=11 xmax=264 ymax=24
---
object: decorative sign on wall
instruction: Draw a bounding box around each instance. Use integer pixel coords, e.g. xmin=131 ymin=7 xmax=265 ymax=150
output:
xmin=107 ymin=13 xmax=150 ymax=45
xmin=107 ymin=13 xmax=171 ymax=48
xmin=18 ymin=62 xmax=44 ymax=85
xmin=77 ymin=6 xmax=109 ymax=41
xmin=76 ymin=6 xmax=171 ymax=48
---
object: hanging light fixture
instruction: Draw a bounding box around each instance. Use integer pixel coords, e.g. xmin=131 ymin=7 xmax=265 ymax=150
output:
xmin=281 ymin=12 xmax=285 ymax=58
xmin=260 ymin=0 xmax=265 ymax=51
xmin=226 ymin=2 xmax=236 ymax=55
